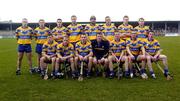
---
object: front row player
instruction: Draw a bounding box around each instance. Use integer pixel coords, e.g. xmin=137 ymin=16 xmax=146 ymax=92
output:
xmin=126 ymin=30 xmax=147 ymax=79
xmin=55 ymin=36 xmax=76 ymax=78
xmin=108 ymin=32 xmax=128 ymax=78
xmin=144 ymin=31 xmax=172 ymax=80
xmin=75 ymin=33 xmax=93 ymax=78
xmin=40 ymin=36 xmax=57 ymax=80
xmin=91 ymin=32 xmax=110 ymax=77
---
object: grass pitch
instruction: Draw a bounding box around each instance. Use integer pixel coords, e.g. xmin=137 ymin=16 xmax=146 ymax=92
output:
xmin=0 ymin=37 xmax=180 ymax=101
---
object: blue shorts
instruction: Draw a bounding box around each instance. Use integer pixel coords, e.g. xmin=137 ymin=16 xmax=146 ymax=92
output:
xmin=36 ymin=44 xmax=43 ymax=54
xmin=18 ymin=44 xmax=32 ymax=53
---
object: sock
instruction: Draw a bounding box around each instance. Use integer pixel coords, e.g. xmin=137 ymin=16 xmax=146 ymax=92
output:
xmin=140 ymin=69 xmax=145 ymax=74
xmin=150 ymin=71 xmax=154 ymax=75
xmin=125 ymin=71 xmax=129 ymax=77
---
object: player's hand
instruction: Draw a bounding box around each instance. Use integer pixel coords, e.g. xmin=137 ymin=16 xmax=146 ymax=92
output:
xmin=83 ymin=56 xmax=88 ymax=61
xmin=79 ymin=55 xmax=83 ymax=61
xmin=152 ymin=56 xmax=157 ymax=61
xmin=115 ymin=58 xmax=119 ymax=63
xmin=47 ymin=56 xmax=51 ymax=60
xmin=61 ymin=57 xmax=66 ymax=61
xmin=130 ymin=55 xmax=135 ymax=60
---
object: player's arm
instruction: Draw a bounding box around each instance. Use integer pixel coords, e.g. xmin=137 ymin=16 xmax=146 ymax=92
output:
xmin=15 ymin=29 xmax=19 ymax=40
xmin=30 ymin=29 xmax=33 ymax=40
xmin=126 ymin=46 xmax=133 ymax=57
xmin=64 ymin=46 xmax=74 ymax=59
xmin=56 ymin=46 xmax=62 ymax=58
xmin=42 ymin=45 xmax=49 ymax=58
xmin=86 ymin=44 xmax=93 ymax=58
xmin=154 ymin=41 xmax=161 ymax=58
xmin=33 ymin=30 xmax=38 ymax=41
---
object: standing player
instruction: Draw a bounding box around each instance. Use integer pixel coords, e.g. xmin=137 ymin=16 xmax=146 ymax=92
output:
xmin=144 ymin=31 xmax=172 ymax=80
xmin=15 ymin=18 xmax=35 ymax=75
xmin=75 ymin=33 xmax=93 ymax=78
xmin=118 ymin=15 xmax=133 ymax=40
xmin=52 ymin=18 xmax=67 ymax=44
xmin=40 ymin=36 xmax=57 ymax=80
xmin=126 ymin=31 xmax=147 ymax=79
xmin=85 ymin=16 xmax=101 ymax=41
xmin=91 ymin=32 xmax=110 ymax=77
xmin=34 ymin=19 xmax=51 ymax=72
xmin=101 ymin=16 xmax=116 ymax=42
xmin=55 ymin=36 xmax=75 ymax=78
xmin=67 ymin=15 xmax=83 ymax=46
xmin=134 ymin=18 xmax=150 ymax=42
xmin=108 ymin=32 xmax=128 ymax=78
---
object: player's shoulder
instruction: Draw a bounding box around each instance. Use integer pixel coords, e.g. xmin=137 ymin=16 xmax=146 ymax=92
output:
xmin=34 ymin=27 xmax=40 ymax=30
xmin=76 ymin=41 xmax=81 ymax=45
xmin=57 ymin=43 xmax=63 ymax=47
xmin=134 ymin=26 xmax=139 ymax=29
xmin=45 ymin=27 xmax=50 ymax=30
xmin=69 ymin=43 xmax=74 ymax=48
xmin=144 ymin=26 xmax=149 ymax=29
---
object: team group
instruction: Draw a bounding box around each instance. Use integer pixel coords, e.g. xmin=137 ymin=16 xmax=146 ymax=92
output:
xmin=15 ymin=15 xmax=172 ymax=80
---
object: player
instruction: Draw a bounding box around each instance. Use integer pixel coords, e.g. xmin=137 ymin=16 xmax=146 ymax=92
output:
xmin=67 ymin=15 xmax=83 ymax=46
xmin=144 ymin=31 xmax=172 ymax=80
xmin=101 ymin=16 xmax=116 ymax=42
xmin=15 ymin=18 xmax=35 ymax=75
xmin=126 ymin=30 xmax=147 ymax=79
xmin=55 ymin=36 xmax=76 ymax=78
xmin=34 ymin=19 xmax=51 ymax=73
xmin=91 ymin=32 xmax=110 ymax=77
xmin=118 ymin=15 xmax=133 ymax=40
xmin=85 ymin=16 xmax=101 ymax=41
xmin=134 ymin=18 xmax=150 ymax=41
xmin=40 ymin=35 xmax=57 ymax=80
xmin=52 ymin=18 xmax=67 ymax=43
xmin=75 ymin=33 xmax=93 ymax=78
xmin=108 ymin=32 xmax=128 ymax=78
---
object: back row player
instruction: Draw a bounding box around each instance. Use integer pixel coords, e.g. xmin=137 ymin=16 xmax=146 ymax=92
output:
xmin=15 ymin=15 xmax=150 ymax=75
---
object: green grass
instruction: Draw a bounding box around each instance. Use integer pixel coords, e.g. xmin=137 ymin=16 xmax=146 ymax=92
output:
xmin=0 ymin=37 xmax=180 ymax=101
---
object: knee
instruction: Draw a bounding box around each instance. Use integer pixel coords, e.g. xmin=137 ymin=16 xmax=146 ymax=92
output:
xmin=70 ymin=58 xmax=74 ymax=63
xmin=105 ymin=59 xmax=109 ymax=64
xmin=52 ymin=58 xmax=56 ymax=63
xmin=40 ymin=57 xmax=45 ymax=62
xmin=89 ymin=57 xmax=93 ymax=62
xmin=75 ymin=57 xmax=78 ymax=61
xmin=146 ymin=56 xmax=151 ymax=61
xmin=56 ymin=58 xmax=60 ymax=63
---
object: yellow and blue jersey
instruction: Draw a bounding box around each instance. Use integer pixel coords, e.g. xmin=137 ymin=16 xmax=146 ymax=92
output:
xmin=85 ymin=24 xmax=101 ymax=41
xmin=143 ymin=38 xmax=160 ymax=56
xmin=101 ymin=23 xmax=116 ymax=42
xmin=67 ymin=24 xmax=83 ymax=43
xmin=110 ymin=40 xmax=126 ymax=57
xmin=15 ymin=26 xmax=33 ymax=44
xmin=52 ymin=26 xmax=67 ymax=42
xmin=42 ymin=41 xmax=58 ymax=55
xmin=75 ymin=41 xmax=92 ymax=57
xmin=134 ymin=25 xmax=149 ymax=40
xmin=126 ymin=39 xmax=143 ymax=56
xmin=34 ymin=27 xmax=51 ymax=44
xmin=57 ymin=43 xmax=74 ymax=57
xmin=118 ymin=24 xmax=133 ymax=40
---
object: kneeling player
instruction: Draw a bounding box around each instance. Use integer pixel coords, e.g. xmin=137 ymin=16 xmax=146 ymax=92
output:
xmin=40 ymin=36 xmax=57 ymax=80
xmin=144 ymin=31 xmax=172 ymax=80
xmin=55 ymin=36 xmax=75 ymax=78
xmin=126 ymin=31 xmax=147 ymax=79
xmin=75 ymin=33 xmax=93 ymax=78
xmin=108 ymin=32 xmax=128 ymax=78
